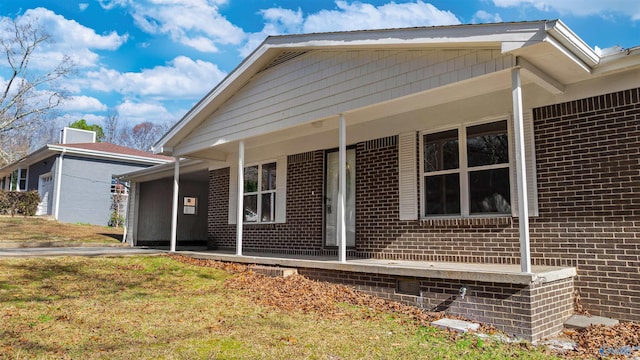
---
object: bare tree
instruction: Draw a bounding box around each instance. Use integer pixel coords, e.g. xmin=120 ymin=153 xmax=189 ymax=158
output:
xmin=120 ymin=121 xmax=170 ymax=151
xmin=0 ymin=16 xmax=75 ymax=165
xmin=103 ymin=111 xmax=121 ymax=144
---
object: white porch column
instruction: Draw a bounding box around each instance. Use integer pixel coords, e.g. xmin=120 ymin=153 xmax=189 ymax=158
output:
xmin=170 ymin=157 xmax=180 ymax=252
xmin=338 ymin=114 xmax=347 ymax=263
xmin=512 ymin=67 xmax=532 ymax=273
xmin=236 ymin=141 xmax=245 ymax=256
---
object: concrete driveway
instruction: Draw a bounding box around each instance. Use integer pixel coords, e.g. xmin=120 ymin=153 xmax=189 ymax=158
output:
xmin=0 ymin=246 xmax=165 ymax=258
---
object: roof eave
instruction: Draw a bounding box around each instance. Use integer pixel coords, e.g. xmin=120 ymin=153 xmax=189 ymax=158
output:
xmin=545 ymin=19 xmax=599 ymax=68
xmin=153 ymin=21 xmax=555 ymax=156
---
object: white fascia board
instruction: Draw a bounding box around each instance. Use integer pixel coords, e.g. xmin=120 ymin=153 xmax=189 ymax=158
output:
xmin=593 ymin=46 xmax=640 ymax=75
xmin=47 ymin=145 xmax=172 ymax=165
xmin=267 ymin=22 xmax=547 ymax=49
xmin=117 ymin=158 xmax=207 ymax=182
xmin=545 ymin=19 xmax=599 ymax=68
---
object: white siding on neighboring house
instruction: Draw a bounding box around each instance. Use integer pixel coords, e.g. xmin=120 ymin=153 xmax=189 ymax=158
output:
xmin=178 ymin=49 xmax=515 ymax=155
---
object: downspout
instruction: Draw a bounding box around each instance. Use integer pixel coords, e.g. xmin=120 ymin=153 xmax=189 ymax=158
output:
xmin=53 ymin=150 xmax=65 ymax=220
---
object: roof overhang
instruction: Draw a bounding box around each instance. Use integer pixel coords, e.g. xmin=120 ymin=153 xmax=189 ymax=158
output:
xmin=0 ymin=144 xmax=171 ymax=178
xmin=152 ymin=20 xmax=637 ymax=159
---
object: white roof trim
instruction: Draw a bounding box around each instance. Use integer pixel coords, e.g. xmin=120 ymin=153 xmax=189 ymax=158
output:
xmin=47 ymin=145 xmax=171 ymax=165
xmin=153 ymin=20 xmax=616 ymax=156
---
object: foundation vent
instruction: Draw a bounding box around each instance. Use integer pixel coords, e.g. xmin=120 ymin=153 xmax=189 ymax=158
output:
xmin=396 ymin=278 xmax=421 ymax=296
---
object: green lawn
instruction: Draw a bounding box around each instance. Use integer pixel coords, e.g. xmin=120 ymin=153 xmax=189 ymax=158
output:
xmin=0 ymin=255 xmax=560 ymax=359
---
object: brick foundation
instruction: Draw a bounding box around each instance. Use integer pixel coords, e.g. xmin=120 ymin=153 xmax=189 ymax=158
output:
xmin=298 ymin=267 xmax=574 ymax=342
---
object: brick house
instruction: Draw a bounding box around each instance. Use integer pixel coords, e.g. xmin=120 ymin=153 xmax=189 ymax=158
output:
xmin=122 ymin=20 xmax=640 ymax=342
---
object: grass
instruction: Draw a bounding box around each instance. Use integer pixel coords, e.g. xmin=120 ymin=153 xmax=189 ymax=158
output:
xmin=0 ymin=255 xmax=559 ymax=359
xmin=0 ymin=216 xmax=123 ymax=245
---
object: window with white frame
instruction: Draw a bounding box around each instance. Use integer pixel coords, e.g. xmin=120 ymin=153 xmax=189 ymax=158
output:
xmin=421 ymin=120 xmax=511 ymax=217
xmin=243 ymin=162 xmax=277 ymax=223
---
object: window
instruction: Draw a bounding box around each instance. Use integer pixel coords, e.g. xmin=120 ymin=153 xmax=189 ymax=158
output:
xmin=422 ymin=120 xmax=511 ymax=217
xmin=243 ymin=162 xmax=277 ymax=223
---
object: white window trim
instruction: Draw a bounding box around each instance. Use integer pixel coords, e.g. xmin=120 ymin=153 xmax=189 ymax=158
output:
xmin=419 ymin=115 xmax=514 ymax=219
xmin=229 ymin=156 xmax=287 ymax=225
xmin=243 ymin=160 xmax=277 ymax=224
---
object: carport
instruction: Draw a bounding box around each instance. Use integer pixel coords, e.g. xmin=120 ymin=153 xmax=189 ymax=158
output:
xmin=119 ymin=159 xmax=210 ymax=247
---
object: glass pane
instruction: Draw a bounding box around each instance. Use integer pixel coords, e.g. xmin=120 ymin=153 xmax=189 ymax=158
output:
xmin=425 ymin=174 xmax=460 ymax=215
xmin=261 ymin=162 xmax=277 ymax=191
xmin=261 ymin=193 xmax=275 ymax=222
xmin=424 ymin=129 xmax=458 ymax=172
xmin=243 ymin=194 xmax=257 ymax=222
xmin=244 ymin=165 xmax=258 ymax=193
xmin=469 ymin=168 xmax=511 ymax=214
xmin=467 ymin=121 xmax=508 ymax=167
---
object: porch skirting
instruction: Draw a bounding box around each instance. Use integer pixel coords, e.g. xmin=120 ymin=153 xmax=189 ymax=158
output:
xmin=183 ymin=250 xmax=576 ymax=343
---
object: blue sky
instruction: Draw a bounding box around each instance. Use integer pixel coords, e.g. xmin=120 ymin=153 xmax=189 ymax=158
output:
xmin=0 ymin=0 xmax=638 ymax=130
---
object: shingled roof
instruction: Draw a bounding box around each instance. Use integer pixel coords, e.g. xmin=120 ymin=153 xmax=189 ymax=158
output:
xmin=60 ymin=142 xmax=173 ymax=161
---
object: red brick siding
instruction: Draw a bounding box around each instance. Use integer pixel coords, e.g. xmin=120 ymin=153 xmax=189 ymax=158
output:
xmin=531 ymin=87 xmax=640 ymax=322
xmin=208 ymin=151 xmax=328 ymax=254
xmin=354 ymin=137 xmax=521 ymax=263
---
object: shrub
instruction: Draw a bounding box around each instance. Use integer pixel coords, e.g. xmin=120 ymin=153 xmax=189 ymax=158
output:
xmin=0 ymin=190 xmax=41 ymax=216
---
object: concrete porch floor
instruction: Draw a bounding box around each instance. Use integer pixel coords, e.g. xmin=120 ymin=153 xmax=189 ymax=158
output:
xmin=174 ymin=248 xmax=576 ymax=285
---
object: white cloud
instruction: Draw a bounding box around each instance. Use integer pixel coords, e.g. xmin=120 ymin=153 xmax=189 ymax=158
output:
xmin=101 ymin=0 xmax=245 ymax=53
xmin=240 ymin=1 xmax=461 ymax=56
xmin=493 ymin=0 xmax=640 ymax=20
xmin=79 ymin=3 xmax=89 ymax=11
xmin=82 ymin=56 xmax=227 ymax=100
xmin=472 ymin=10 xmax=503 ymax=24
xmin=59 ymin=95 xmax=107 ymax=112
xmin=116 ymin=100 xmax=175 ymax=124
xmin=302 ymin=1 xmax=461 ymax=33
xmin=6 ymin=8 xmax=128 ymax=69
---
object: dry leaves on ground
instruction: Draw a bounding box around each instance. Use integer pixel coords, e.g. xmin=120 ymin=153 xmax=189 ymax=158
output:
xmin=170 ymin=254 xmax=639 ymax=359
xmin=564 ymin=322 xmax=640 ymax=359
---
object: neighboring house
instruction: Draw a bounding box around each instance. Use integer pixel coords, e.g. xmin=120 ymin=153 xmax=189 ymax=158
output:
xmin=0 ymin=128 xmax=172 ymax=226
xmin=122 ymin=20 xmax=640 ymax=342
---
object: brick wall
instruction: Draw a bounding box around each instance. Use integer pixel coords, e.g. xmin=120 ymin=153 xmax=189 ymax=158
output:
xmin=530 ymin=87 xmax=640 ymax=322
xmin=298 ymin=267 xmax=573 ymax=342
xmin=208 ymin=150 xmax=328 ymax=254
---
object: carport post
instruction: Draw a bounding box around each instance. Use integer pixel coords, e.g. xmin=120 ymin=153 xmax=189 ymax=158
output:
xmin=512 ymin=66 xmax=532 ymax=273
xmin=338 ymin=114 xmax=347 ymax=263
xmin=236 ymin=141 xmax=244 ymax=256
xmin=170 ymin=157 xmax=179 ymax=252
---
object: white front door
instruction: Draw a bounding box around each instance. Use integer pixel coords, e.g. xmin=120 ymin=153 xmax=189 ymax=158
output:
xmin=324 ymin=148 xmax=356 ymax=247
xmin=36 ymin=173 xmax=54 ymax=216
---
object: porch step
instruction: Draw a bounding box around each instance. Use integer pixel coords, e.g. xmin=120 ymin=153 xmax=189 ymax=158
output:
xmin=249 ymin=265 xmax=298 ymax=278
xmin=564 ymin=314 xmax=619 ymax=330
xmin=431 ymin=318 xmax=480 ymax=333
